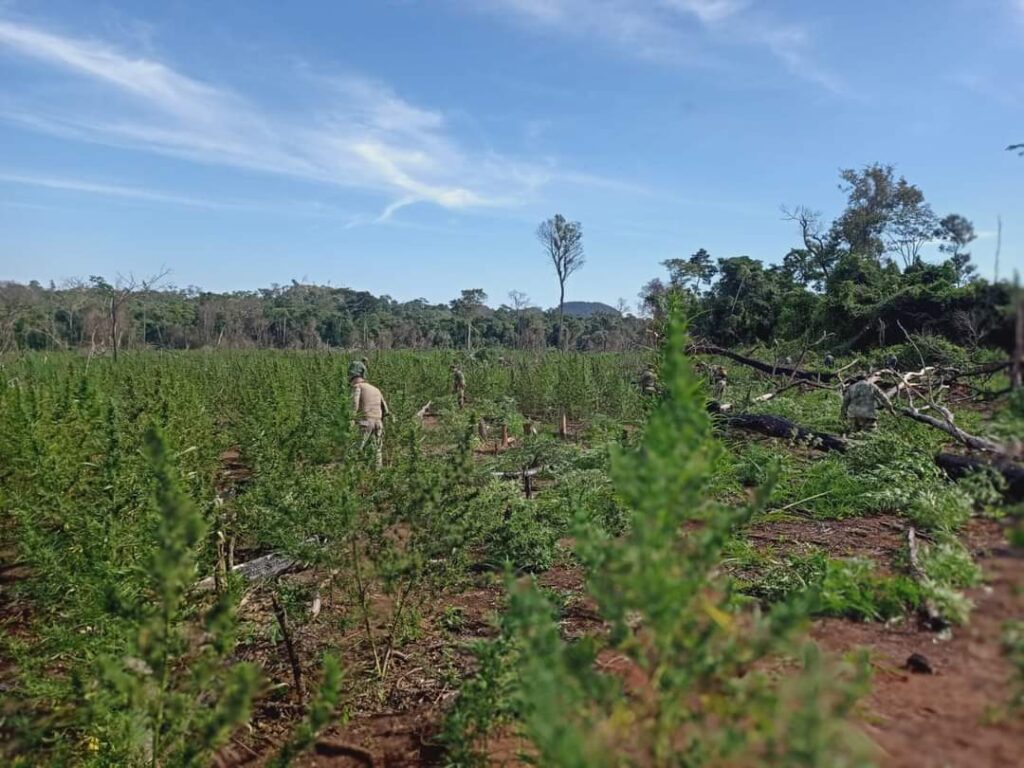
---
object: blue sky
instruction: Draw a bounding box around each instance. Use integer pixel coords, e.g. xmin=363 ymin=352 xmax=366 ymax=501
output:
xmin=1 ymin=0 xmax=1022 ymax=308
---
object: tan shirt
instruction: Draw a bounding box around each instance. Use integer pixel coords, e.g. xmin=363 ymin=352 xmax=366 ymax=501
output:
xmin=352 ymin=381 xmax=389 ymax=421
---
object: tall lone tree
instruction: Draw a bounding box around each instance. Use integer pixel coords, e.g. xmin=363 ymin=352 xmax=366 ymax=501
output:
xmin=537 ymin=214 xmax=585 ymax=350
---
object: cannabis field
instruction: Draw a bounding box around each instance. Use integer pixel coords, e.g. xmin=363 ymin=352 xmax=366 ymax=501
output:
xmin=2 ymin=323 xmax=1022 ymax=767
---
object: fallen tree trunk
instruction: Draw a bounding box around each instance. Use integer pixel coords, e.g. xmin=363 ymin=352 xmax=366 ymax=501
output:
xmin=897 ymin=406 xmax=1006 ymax=454
xmin=946 ymin=360 xmax=1011 ymax=380
xmin=194 ymin=550 xmax=300 ymax=592
xmin=491 ymin=466 xmax=542 ymax=479
xmin=689 ymin=344 xmax=838 ymax=382
xmin=708 ymin=403 xmax=848 ymax=452
xmin=934 ymin=453 xmax=1024 ymax=502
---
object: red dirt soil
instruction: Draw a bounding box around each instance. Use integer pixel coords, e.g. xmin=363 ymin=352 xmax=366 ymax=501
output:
xmin=225 ymin=518 xmax=1023 ymax=767
xmin=810 ymin=518 xmax=1023 ymax=768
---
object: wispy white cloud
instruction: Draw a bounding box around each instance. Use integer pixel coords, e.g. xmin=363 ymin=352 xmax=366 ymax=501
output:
xmin=661 ymin=0 xmax=749 ymax=25
xmin=474 ymin=0 xmax=843 ymax=94
xmin=0 ymin=17 xmax=609 ymax=218
xmin=0 ymin=171 xmax=245 ymax=208
xmin=0 ymin=171 xmax=370 ymax=220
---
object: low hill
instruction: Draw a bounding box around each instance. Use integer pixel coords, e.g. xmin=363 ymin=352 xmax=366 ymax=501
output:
xmin=560 ymin=301 xmax=619 ymax=317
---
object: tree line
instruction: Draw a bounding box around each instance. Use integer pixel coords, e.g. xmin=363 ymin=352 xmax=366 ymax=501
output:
xmin=0 ymin=276 xmax=646 ymax=354
xmin=641 ymin=163 xmax=1017 ymax=352
xmin=1 ymin=163 xmax=1017 ymax=355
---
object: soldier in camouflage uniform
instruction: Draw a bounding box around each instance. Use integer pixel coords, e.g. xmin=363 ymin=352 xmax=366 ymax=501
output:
xmin=841 ymin=376 xmax=892 ymax=432
xmin=824 ymin=353 xmax=835 ymax=368
xmin=640 ymin=364 xmax=659 ymax=396
xmin=452 ymin=364 xmax=467 ymax=408
xmin=711 ymin=364 xmax=728 ymax=401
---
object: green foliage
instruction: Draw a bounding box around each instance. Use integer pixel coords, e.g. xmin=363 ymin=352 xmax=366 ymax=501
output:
xmin=733 ymin=551 xmax=924 ymax=624
xmin=92 ymin=428 xmax=259 ymax=767
xmin=486 ymin=491 xmax=559 ymax=572
xmin=1004 ymin=620 xmax=1024 ymax=712
xmin=448 ymin=312 xmax=871 ymax=766
xmin=817 ymin=559 xmax=921 ymax=622
xmin=729 ymin=549 xmax=829 ymax=605
xmin=441 ymin=619 xmax=524 ymax=766
xmin=880 ymin=336 xmax=969 ymax=369
xmin=0 ymin=330 xmax=1010 ymax=767
xmin=268 ymin=654 xmax=344 ymax=768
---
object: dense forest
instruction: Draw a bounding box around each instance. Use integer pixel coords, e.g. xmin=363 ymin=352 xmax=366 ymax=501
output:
xmin=2 ymin=164 xmax=1018 ymax=355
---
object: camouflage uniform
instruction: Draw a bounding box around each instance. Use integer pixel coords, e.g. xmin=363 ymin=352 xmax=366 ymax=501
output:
xmin=824 ymin=354 xmax=835 ymax=368
xmin=352 ymin=378 xmax=389 ymax=467
xmin=452 ymin=366 xmax=466 ymax=408
xmin=886 ymin=354 xmax=899 ymax=371
xmin=711 ymin=365 xmax=728 ymax=400
xmin=640 ymin=366 xmax=658 ymax=396
xmin=841 ymin=379 xmax=889 ymax=432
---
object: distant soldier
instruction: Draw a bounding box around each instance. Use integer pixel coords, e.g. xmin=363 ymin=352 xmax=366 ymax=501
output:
xmin=640 ymin=364 xmax=659 ymax=396
xmin=841 ymin=376 xmax=892 ymax=432
xmin=351 ymin=370 xmax=389 ymax=467
xmin=824 ymin=353 xmax=835 ymax=368
xmin=711 ymin=364 xmax=728 ymax=401
xmin=886 ymin=354 xmax=899 ymax=371
xmin=452 ymin=364 xmax=467 ymax=408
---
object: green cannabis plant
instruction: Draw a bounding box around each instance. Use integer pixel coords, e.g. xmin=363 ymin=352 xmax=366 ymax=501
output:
xmin=455 ymin=311 xmax=872 ymax=766
xmin=88 ymin=427 xmax=258 ymax=767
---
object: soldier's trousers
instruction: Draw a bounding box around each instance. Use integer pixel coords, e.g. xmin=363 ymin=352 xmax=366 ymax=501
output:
xmin=850 ymin=417 xmax=877 ymax=432
xmin=358 ymin=418 xmax=384 ymax=467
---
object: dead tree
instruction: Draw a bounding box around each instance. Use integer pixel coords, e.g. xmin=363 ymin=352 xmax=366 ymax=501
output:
xmin=1013 ymin=292 xmax=1023 ymax=390
xmin=108 ymin=269 xmax=170 ymax=361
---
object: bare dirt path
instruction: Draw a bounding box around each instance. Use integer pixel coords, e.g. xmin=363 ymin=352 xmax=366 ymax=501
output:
xmin=811 ymin=518 xmax=1023 ymax=768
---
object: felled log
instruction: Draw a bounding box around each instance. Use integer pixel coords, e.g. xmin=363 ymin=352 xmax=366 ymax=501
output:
xmin=897 ymin=406 xmax=1006 ymax=454
xmin=689 ymin=344 xmax=837 ymax=382
xmin=708 ymin=403 xmax=848 ymax=452
xmin=946 ymin=360 xmax=1011 ymax=380
xmin=934 ymin=453 xmax=1024 ymax=502
xmin=194 ymin=551 xmax=299 ymax=592
xmin=491 ymin=466 xmax=543 ymax=479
